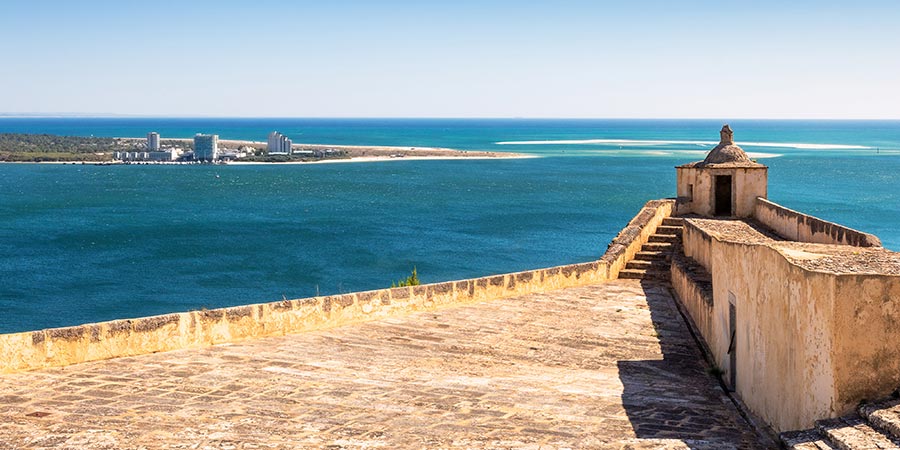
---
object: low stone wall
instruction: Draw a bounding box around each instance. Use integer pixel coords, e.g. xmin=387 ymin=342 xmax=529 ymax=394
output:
xmin=670 ymin=252 xmax=714 ymax=344
xmin=0 ymin=263 xmax=602 ymax=374
xmin=0 ymin=199 xmax=675 ymax=374
xmin=754 ymin=197 xmax=881 ymax=247
xmin=600 ymin=199 xmax=675 ymax=278
xmin=682 ymin=219 xmax=715 ymax=273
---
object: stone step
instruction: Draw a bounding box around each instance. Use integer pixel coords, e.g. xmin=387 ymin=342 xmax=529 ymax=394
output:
xmin=781 ymin=429 xmax=838 ymax=450
xmin=861 ymin=399 xmax=900 ymax=442
xmin=648 ymin=234 xmax=678 ymax=243
xmin=817 ymin=416 xmax=900 ymax=450
xmin=625 ymin=259 xmax=669 ymax=270
xmin=662 ymin=217 xmax=684 ymax=226
xmin=618 ymin=268 xmax=669 ymax=280
xmin=635 ymin=250 xmax=670 ymax=261
xmin=859 ymin=399 xmax=900 ymax=439
xmin=641 ymin=242 xmax=673 ymax=252
xmin=655 ymin=225 xmax=683 ymax=236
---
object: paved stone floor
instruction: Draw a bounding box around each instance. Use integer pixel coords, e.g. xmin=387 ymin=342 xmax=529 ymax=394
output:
xmin=0 ymin=280 xmax=767 ymax=449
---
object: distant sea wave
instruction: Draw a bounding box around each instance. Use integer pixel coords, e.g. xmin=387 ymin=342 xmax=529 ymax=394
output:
xmin=577 ymin=149 xmax=783 ymax=159
xmin=494 ymin=138 xmax=870 ymax=150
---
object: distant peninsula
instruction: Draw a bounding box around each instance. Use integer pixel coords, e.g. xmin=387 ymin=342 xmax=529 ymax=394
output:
xmin=0 ymin=133 xmax=524 ymax=164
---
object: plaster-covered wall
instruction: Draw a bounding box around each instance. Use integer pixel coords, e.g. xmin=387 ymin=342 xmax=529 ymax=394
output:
xmin=676 ymin=166 xmax=767 ymax=217
xmin=714 ymin=239 xmax=837 ymax=432
xmin=831 ymin=274 xmax=900 ymax=413
xmin=675 ymin=219 xmax=900 ymax=432
xmin=670 ymin=254 xmax=713 ymax=346
xmin=753 ymin=198 xmax=882 ymax=247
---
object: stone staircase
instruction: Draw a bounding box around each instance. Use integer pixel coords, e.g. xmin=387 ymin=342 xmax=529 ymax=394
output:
xmin=781 ymin=398 xmax=900 ymax=449
xmin=619 ymin=217 xmax=683 ymax=281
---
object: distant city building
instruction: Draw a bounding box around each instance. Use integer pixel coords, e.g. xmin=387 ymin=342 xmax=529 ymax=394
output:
xmin=194 ymin=134 xmax=219 ymax=161
xmin=147 ymin=132 xmax=160 ymax=151
xmin=218 ymin=147 xmax=252 ymax=160
xmin=267 ymin=131 xmax=293 ymax=155
xmin=113 ymin=150 xmax=177 ymax=162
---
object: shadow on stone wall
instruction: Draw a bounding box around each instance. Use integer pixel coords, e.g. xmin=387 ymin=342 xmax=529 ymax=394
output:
xmin=617 ymin=280 xmax=763 ymax=449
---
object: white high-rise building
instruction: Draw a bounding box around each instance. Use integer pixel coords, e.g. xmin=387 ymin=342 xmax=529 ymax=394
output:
xmin=194 ymin=134 xmax=218 ymax=161
xmin=267 ymin=131 xmax=292 ymax=155
xmin=147 ymin=132 xmax=160 ymax=151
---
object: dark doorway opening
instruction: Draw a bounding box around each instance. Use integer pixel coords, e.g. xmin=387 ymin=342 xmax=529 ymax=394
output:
xmin=715 ymin=175 xmax=732 ymax=216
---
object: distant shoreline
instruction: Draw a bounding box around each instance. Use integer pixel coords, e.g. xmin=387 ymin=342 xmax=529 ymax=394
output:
xmin=0 ymin=134 xmax=531 ymax=164
xmin=173 ymin=138 xmax=530 ymax=162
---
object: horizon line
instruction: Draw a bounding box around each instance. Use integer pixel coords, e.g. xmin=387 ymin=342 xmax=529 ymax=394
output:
xmin=3 ymin=114 xmax=900 ymax=122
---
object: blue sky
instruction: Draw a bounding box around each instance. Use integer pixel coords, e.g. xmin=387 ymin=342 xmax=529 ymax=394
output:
xmin=1 ymin=0 xmax=899 ymax=118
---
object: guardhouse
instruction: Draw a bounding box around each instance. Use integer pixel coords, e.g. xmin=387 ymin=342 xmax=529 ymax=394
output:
xmin=675 ymin=125 xmax=767 ymax=217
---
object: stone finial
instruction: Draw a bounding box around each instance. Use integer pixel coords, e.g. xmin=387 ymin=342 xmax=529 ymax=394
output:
xmin=720 ymin=124 xmax=734 ymax=145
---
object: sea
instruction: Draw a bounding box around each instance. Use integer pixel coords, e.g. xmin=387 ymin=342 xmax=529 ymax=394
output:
xmin=1 ymin=118 xmax=898 ymax=333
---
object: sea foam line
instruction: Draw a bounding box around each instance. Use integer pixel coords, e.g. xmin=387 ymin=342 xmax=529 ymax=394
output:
xmin=494 ymin=138 xmax=870 ymax=150
xmin=583 ymin=150 xmax=783 ymax=159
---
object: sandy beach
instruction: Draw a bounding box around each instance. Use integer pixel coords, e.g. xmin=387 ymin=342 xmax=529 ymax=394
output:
xmin=226 ymin=154 xmax=538 ymax=165
xmin=214 ymin=139 xmax=525 ymax=159
xmin=109 ymin=137 xmax=531 ymax=164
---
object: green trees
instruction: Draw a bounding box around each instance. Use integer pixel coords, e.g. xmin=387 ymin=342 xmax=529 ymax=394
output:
xmin=0 ymin=133 xmax=129 ymax=161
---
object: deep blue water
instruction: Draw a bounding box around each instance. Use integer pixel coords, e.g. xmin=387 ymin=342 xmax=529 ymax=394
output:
xmin=0 ymin=118 xmax=898 ymax=333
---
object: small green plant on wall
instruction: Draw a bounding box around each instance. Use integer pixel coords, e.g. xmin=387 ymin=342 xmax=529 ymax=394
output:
xmin=392 ymin=267 xmax=420 ymax=288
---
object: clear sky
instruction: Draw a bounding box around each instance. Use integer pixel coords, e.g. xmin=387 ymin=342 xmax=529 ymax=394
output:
xmin=1 ymin=0 xmax=899 ymax=118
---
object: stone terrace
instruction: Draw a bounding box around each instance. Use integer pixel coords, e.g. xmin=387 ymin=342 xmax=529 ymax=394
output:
xmin=0 ymin=280 xmax=766 ymax=449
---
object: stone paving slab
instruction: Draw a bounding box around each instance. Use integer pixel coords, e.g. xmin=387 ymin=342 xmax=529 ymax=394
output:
xmin=0 ymin=280 xmax=767 ymax=449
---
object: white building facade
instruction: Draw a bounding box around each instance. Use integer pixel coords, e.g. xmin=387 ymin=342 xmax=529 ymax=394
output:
xmin=147 ymin=132 xmax=160 ymax=151
xmin=267 ymin=131 xmax=293 ymax=155
xmin=194 ymin=134 xmax=219 ymax=161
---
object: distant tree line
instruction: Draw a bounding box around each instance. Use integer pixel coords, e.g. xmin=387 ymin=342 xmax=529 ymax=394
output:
xmin=0 ymin=133 xmax=135 ymax=162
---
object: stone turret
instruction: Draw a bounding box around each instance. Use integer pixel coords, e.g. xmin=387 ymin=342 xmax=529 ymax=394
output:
xmin=675 ymin=125 xmax=768 ymax=217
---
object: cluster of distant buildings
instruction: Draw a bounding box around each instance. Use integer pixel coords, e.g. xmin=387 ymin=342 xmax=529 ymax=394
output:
xmin=113 ymin=132 xmax=185 ymax=162
xmin=113 ymin=131 xmax=288 ymax=163
xmin=111 ymin=131 xmax=344 ymax=163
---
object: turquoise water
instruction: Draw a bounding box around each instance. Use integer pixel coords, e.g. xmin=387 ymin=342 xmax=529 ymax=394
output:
xmin=0 ymin=119 xmax=898 ymax=333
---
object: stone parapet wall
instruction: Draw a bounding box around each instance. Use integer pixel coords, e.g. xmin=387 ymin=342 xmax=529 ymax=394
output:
xmin=682 ymin=220 xmax=715 ymax=273
xmin=0 ymin=199 xmax=675 ymax=374
xmin=670 ymin=253 xmax=714 ymax=343
xmin=0 ymin=264 xmax=601 ymax=374
xmin=754 ymin=197 xmax=881 ymax=247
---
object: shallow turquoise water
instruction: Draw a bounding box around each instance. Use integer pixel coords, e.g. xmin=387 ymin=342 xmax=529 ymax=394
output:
xmin=0 ymin=119 xmax=897 ymax=332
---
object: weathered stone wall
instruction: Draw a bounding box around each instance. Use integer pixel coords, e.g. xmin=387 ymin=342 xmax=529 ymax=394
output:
xmin=682 ymin=220 xmax=715 ymax=272
xmin=0 ymin=264 xmax=601 ymax=374
xmin=670 ymin=252 xmax=713 ymax=350
xmin=753 ymin=197 xmax=881 ymax=247
xmin=677 ymin=222 xmax=836 ymax=431
xmin=0 ymin=199 xmax=675 ymax=374
xmin=831 ymin=274 xmax=900 ymax=415
xmin=674 ymin=218 xmax=900 ymax=432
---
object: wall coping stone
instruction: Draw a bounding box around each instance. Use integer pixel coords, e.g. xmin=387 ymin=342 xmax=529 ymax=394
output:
xmin=754 ymin=197 xmax=882 ymax=248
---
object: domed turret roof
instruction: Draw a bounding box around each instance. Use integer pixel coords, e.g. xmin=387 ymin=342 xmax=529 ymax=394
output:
xmin=702 ymin=125 xmax=753 ymax=165
xmin=677 ymin=125 xmax=765 ymax=168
